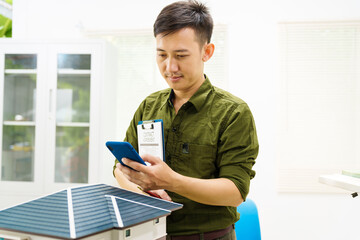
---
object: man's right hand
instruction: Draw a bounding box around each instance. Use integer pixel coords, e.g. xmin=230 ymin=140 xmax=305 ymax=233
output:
xmin=114 ymin=166 xmax=144 ymax=195
xmin=115 ymin=162 xmax=172 ymax=201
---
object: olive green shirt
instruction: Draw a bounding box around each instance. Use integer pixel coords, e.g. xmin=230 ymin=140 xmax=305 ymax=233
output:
xmin=115 ymin=76 xmax=258 ymax=235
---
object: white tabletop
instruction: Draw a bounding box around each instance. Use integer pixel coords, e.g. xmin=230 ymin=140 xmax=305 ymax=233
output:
xmin=319 ymin=174 xmax=360 ymax=192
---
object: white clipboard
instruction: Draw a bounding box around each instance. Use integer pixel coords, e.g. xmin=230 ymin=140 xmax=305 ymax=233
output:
xmin=137 ymin=119 xmax=165 ymax=161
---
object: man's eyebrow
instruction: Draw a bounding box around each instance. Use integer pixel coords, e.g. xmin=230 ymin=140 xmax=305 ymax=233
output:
xmin=174 ymin=49 xmax=189 ymax=53
xmin=156 ymin=48 xmax=189 ymax=53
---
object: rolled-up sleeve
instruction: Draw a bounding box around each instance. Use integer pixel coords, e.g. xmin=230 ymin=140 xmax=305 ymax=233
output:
xmin=217 ymin=103 xmax=259 ymax=200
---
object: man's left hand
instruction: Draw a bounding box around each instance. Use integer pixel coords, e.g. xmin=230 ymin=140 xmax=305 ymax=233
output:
xmin=118 ymin=154 xmax=177 ymax=195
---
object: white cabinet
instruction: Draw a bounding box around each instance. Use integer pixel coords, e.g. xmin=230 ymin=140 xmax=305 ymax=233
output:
xmin=0 ymin=40 xmax=103 ymax=195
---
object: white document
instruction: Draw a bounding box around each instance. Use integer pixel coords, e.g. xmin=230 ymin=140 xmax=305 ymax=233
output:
xmin=137 ymin=120 xmax=165 ymax=161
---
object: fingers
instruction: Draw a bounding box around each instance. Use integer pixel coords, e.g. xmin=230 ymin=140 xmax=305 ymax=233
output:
xmin=141 ymin=154 xmax=162 ymax=165
xmin=150 ymin=189 xmax=172 ymax=201
xmin=119 ymin=156 xmax=166 ymax=191
xmin=122 ymin=158 xmax=148 ymax=172
xmin=119 ymin=159 xmax=147 ymax=187
xmin=116 ymin=163 xmax=131 ymax=182
xmin=157 ymin=190 xmax=172 ymax=201
xmin=114 ymin=168 xmax=149 ymax=195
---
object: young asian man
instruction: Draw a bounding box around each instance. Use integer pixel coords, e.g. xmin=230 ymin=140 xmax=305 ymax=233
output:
xmin=113 ymin=1 xmax=259 ymax=239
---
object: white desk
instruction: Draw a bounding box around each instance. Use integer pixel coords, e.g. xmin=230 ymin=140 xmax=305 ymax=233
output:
xmin=319 ymin=174 xmax=360 ymax=193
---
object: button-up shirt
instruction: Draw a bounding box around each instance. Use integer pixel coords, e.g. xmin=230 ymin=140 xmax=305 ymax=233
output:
xmin=115 ymin=75 xmax=259 ymax=235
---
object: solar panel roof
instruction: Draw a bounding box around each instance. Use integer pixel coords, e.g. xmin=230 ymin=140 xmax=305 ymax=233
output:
xmin=0 ymin=184 xmax=182 ymax=239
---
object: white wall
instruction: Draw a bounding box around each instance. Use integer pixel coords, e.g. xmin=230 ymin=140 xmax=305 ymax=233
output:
xmin=9 ymin=0 xmax=360 ymax=239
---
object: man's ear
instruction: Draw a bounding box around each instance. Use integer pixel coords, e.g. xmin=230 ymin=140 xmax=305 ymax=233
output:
xmin=202 ymin=43 xmax=215 ymax=62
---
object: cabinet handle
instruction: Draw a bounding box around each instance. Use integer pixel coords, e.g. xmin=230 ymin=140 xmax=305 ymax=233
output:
xmin=49 ymin=89 xmax=53 ymax=114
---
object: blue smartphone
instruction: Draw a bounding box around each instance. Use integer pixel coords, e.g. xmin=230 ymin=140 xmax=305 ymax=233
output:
xmin=106 ymin=141 xmax=146 ymax=169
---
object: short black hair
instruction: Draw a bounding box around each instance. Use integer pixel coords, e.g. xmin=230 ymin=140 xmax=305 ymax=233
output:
xmin=153 ymin=0 xmax=213 ymax=46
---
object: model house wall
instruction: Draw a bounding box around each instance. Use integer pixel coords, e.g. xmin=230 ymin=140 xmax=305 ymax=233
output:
xmin=0 ymin=218 xmax=166 ymax=240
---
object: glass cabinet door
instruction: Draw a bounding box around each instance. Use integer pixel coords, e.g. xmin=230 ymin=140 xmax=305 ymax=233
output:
xmin=0 ymin=41 xmax=102 ymax=199
xmin=1 ymin=54 xmax=37 ymax=182
xmin=54 ymin=54 xmax=91 ymax=183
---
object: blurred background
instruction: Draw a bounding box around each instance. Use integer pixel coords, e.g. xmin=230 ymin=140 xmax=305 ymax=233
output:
xmin=0 ymin=0 xmax=359 ymax=239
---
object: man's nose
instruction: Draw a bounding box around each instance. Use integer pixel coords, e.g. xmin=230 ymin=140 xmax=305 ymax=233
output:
xmin=166 ymin=58 xmax=179 ymax=72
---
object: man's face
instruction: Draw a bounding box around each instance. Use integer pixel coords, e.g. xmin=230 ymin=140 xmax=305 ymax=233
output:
xmin=156 ymin=28 xmax=206 ymax=94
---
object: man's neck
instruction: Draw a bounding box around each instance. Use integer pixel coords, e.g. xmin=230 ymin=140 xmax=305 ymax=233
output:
xmin=172 ymin=75 xmax=205 ymax=113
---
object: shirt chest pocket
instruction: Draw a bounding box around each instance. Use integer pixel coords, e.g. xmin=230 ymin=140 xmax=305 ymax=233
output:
xmin=173 ymin=142 xmax=218 ymax=179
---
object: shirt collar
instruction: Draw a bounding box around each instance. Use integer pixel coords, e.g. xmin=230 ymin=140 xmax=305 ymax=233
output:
xmin=159 ymin=89 xmax=173 ymax=110
xmin=160 ymin=74 xmax=213 ymax=112
xmin=188 ymin=75 xmax=213 ymax=112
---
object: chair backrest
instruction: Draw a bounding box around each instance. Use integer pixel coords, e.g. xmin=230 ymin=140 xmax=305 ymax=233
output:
xmin=234 ymin=198 xmax=261 ymax=240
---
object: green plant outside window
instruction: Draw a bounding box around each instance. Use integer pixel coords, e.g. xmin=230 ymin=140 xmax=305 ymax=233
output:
xmin=0 ymin=0 xmax=12 ymax=38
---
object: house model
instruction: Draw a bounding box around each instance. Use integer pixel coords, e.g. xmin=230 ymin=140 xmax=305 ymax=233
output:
xmin=0 ymin=184 xmax=182 ymax=240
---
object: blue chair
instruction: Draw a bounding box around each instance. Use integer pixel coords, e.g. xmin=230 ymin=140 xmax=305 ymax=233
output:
xmin=235 ymin=198 xmax=261 ymax=240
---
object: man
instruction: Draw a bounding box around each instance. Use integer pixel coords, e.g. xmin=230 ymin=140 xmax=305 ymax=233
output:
xmin=113 ymin=1 xmax=259 ymax=239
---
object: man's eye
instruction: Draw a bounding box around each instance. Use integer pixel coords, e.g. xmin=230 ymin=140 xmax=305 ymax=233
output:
xmin=177 ymin=55 xmax=187 ymax=58
xmin=158 ymin=54 xmax=167 ymax=57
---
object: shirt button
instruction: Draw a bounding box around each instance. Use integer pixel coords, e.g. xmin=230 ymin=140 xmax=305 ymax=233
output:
xmin=172 ymin=127 xmax=177 ymax=132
